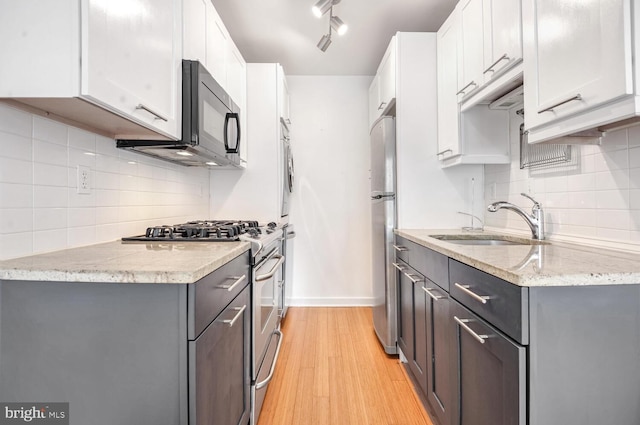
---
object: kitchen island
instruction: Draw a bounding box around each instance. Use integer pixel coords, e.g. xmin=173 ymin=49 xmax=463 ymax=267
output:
xmin=394 ymin=229 xmax=640 ymax=425
xmin=0 ymin=240 xmax=252 ymax=425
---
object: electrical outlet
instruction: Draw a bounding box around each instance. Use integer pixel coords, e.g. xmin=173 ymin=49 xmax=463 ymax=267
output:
xmin=77 ymin=165 xmax=91 ymax=194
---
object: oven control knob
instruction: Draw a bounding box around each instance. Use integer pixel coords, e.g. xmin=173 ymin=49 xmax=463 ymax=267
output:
xmin=267 ymin=222 xmax=277 ymax=229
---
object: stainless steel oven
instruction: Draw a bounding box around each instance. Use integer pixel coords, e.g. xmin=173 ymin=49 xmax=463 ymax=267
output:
xmin=251 ymin=230 xmax=284 ymax=424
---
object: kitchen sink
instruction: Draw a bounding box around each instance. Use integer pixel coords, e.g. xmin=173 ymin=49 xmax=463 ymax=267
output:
xmin=429 ymin=234 xmax=547 ymax=246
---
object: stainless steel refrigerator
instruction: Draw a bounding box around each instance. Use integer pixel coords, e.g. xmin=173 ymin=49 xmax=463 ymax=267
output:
xmin=370 ymin=116 xmax=397 ymax=355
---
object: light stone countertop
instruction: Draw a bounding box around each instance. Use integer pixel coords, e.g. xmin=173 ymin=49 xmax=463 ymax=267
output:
xmin=0 ymin=240 xmax=251 ymax=284
xmin=395 ymin=229 xmax=640 ymax=287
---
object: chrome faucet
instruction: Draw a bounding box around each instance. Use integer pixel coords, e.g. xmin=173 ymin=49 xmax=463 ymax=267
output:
xmin=487 ymin=193 xmax=545 ymax=240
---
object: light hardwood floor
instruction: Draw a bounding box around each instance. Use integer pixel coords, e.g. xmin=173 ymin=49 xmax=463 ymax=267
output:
xmin=257 ymin=307 xmax=433 ymax=425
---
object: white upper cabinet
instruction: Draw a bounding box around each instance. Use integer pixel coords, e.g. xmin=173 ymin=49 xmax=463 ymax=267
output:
xmin=523 ymin=0 xmax=633 ymax=141
xmin=369 ymin=36 xmax=397 ymax=127
xmin=437 ymin=6 xmax=510 ymax=167
xmin=83 ymin=0 xmax=179 ymax=137
xmin=457 ymin=0 xmax=484 ymax=100
xmin=482 ymin=0 xmax=522 ymax=81
xmin=278 ymin=65 xmax=291 ymax=127
xmin=437 ymin=10 xmax=461 ymax=159
xmin=183 ymin=0 xmax=207 ymax=63
xmin=205 ymin=6 xmax=230 ymax=88
xmin=0 ymin=0 xmax=181 ymax=139
xmin=378 ymin=41 xmax=397 ymax=111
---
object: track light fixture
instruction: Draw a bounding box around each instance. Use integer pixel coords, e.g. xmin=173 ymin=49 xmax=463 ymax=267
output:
xmin=312 ymin=0 xmax=347 ymax=52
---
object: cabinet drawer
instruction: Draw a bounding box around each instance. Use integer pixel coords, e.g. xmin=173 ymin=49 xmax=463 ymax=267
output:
xmin=449 ymin=259 xmax=528 ymax=344
xmin=394 ymin=236 xmax=449 ymax=290
xmin=188 ymin=250 xmax=251 ymax=340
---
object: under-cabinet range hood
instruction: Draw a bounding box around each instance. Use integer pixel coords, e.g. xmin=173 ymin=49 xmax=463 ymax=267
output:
xmin=117 ymin=61 xmax=242 ymax=168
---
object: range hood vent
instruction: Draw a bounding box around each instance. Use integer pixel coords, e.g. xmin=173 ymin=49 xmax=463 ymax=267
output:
xmin=489 ymin=85 xmax=523 ymax=110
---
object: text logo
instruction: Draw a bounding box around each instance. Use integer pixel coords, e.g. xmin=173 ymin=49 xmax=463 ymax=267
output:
xmin=0 ymin=403 xmax=68 ymax=425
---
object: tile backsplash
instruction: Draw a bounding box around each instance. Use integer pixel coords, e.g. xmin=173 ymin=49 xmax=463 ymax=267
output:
xmin=485 ymin=108 xmax=640 ymax=250
xmin=0 ymin=103 xmax=210 ymax=260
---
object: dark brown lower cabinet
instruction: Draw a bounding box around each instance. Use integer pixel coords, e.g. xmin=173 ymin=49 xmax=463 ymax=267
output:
xmin=450 ymin=300 xmax=526 ymax=425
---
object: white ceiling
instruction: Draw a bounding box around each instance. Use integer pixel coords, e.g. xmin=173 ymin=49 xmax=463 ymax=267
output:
xmin=211 ymin=0 xmax=457 ymax=76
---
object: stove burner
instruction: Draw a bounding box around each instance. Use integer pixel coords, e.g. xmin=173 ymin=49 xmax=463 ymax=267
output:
xmin=123 ymin=220 xmax=262 ymax=242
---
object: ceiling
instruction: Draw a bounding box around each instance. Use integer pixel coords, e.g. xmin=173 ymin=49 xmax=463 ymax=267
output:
xmin=211 ymin=0 xmax=457 ymax=76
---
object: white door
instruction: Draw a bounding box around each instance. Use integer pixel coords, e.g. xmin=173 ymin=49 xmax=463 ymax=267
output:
xmin=458 ymin=0 xmax=484 ymax=100
xmin=483 ymin=0 xmax=522 ymax=81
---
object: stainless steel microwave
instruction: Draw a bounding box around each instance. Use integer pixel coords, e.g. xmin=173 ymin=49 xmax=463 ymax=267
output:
xmin=117 ymin=60 xmax=241 ymax=168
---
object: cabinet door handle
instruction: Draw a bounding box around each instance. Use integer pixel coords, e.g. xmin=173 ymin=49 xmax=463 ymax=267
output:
xmin=222 ymin=304 xmax=247 ymax=327
xmin=456 ymin=81 xmax=477 ymax=96
xmin=538 ymin=94 xmax=582 ymax=114
xmin=483 ymin=53 xmax=510 ymax=74
xmin=437 ymin=149 xmax=453 ymax=159
xmin=454 ymin=316 xmax=488 ymax=344
xmin=378 ymin=101 xmax=387 ymax=110
xmin=392 ymin=262 xmax=407 ymax=272
xmin=135 ymin=104 xmax=168 ymax=122
xmin=404 ymin=272 xmax=425 ymax=284
xmin=454 ymin=283 xmax=490 ymax=304
xmin=422 ymin=286 xmax=443 ymax=301
xmin=256 ymin=329 xmax=283 ymax=389
xmin=393 ymin=244 xmax=408 ymax=252
xmin=218 ymin=275 xmax=247 ymax=292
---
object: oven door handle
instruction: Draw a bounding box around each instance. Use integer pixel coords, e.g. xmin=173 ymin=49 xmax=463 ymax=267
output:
xmin=255 ymin=329 xmax=283 ymax=390
xmin=255 ymin=255 xmax=285 ymax=282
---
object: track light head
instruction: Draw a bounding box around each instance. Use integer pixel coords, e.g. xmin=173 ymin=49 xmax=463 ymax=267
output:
xmin=330 ymin=15 xmax=348 ymax=36
xmin=317 ymin=34 xmax=332 ymax=52
xmin=312 ymin=0 xmax=332 ymax=17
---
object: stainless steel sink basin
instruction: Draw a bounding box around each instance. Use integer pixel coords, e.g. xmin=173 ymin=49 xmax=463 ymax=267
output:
xmin=429 ymin=234 xmax=547 ymax=246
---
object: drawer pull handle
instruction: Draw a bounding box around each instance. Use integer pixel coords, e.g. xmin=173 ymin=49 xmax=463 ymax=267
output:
xmin=538 ymin=94 xmax=582 ymax=114
xmin=422 ymin=286 xmax=443 ymax=301
xmin=454 ymin=316 xmax=488 ymax=344
xmin=135 ymin=103 xmax=168 ymax=122
xmin=218 ymin=274 xmax=247 ymax=292
xmin=454 ymin=283 xmax=490 ymax=304
xmin=378 ymin=101 xmax=387 ymax=110
xmin=456 ymin=80 xmax=477 ymax=96
xmin=392 ymin=262 xmax=407 ymax=272
xmin=483 ymin=53 xmax=509 ymax=74
xmin=404 ymin=272 xmax=425 ymax=284
xmin=393 ymin=244 xmax=408 ymax=252
xmin=222 ymin=304 xmax=247 ymax=327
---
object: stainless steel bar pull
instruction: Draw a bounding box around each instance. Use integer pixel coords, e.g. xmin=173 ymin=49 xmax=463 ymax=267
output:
xmin=437 ymin=149 xmax=453 ymax=159
xmin=378 ymin=101 xmax=387 ymax=110
xmin=456 ymin=81 xmax=477 ymax=96
xmin=483 ymin=53 xmax=509 ymax=74
xmin=454 ymin=283 xmax=490 ymax=304
xmin=393 ymin=244 xmax=408 ymax=252
xmin=222 ymin=305 xmax=247 ymax=327
xmin=404 ymin=272 xmax=425 ymax=284
xmin=422 ymin=286 xmax=444 ymax=301
xmin=255 ymin=255 xmax=285 ymax=282
xmin=218 ymin=275 xmax=247 ymax=292
xmin=255 ymin=329 xmax=284 ymax=389
xmin=454 ymin=316 xmax=488 ymax=344
xmin=538 ymin=94 xmax=582 ymax=114
xmin=135 ymin=104 xmax=168 ymax=122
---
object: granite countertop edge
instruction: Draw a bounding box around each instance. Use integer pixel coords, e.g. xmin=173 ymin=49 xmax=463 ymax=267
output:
xmin=0 ymin=241 xmax=252 ymax=284
xmin=395 ymin=229 xmax=640 ymax=287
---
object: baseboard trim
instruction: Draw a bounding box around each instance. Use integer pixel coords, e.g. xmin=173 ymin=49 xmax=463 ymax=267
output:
xmin=290 ymin=297 xmax=374 ymax=307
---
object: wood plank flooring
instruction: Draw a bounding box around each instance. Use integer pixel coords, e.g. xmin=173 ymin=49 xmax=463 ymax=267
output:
xmin=257 ymin=307 xmax=433 ymax=425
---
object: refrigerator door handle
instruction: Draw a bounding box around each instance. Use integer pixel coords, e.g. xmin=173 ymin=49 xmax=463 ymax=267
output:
xmin=371 ymin=192 xmax=396 ymax=200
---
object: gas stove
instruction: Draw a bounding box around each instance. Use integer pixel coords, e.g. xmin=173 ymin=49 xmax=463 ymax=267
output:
xmin=122 ymin=220 xmax=282 ymax=259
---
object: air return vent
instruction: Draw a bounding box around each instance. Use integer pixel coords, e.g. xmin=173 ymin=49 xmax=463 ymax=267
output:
xmin=489 ymin=85 xmax=523 ymax=110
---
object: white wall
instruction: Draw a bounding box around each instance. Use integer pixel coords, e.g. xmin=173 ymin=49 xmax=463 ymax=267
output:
xmin=287 ymin=76 xmax=373 ymax=306
xmin=0 ymin=103 xmax=210 ymax=260
xmin=485 ymin=108 xmax=640 ymax=251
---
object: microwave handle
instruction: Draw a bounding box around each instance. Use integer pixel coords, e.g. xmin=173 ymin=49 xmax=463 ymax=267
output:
xmin=224 ymin=112 xmax=240 ymax=154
